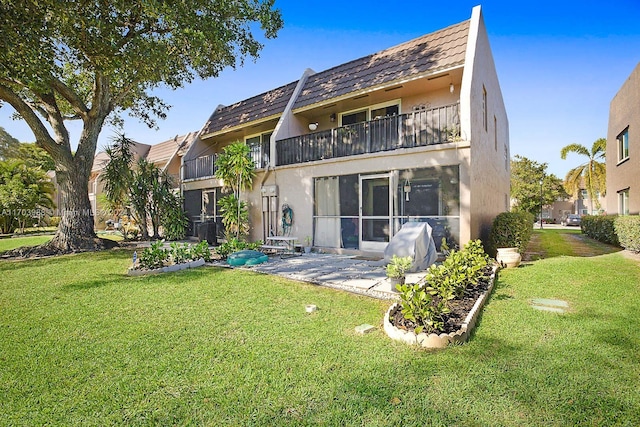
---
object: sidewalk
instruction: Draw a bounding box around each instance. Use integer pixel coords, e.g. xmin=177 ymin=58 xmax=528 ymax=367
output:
xmin=246 ymin=253 xmax=425 ymax=300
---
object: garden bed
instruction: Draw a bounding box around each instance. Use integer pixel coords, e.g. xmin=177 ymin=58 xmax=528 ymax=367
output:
xmin=127 ymin=258 xmax=206 ymax=276
xmin=384 ymin=265 xmax=497 ymax=348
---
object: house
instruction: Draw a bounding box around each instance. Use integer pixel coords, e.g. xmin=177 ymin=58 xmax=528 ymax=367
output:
xmin=182 ymin=5 xmax=510 ymax=254
xmin=606 ymin=62 xmax=640 ymax=215
xmin=88 ymin=133 xmax=196 ymax=228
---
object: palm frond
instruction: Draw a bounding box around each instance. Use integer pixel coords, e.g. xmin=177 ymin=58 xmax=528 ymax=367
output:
xmin=560 ymin=143 xmax=589 ymax=160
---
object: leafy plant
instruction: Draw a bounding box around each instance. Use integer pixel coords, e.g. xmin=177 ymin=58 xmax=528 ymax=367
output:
xmin=169 ymin=242 xmax=190 ymax=265
xmin=488 ymin=211 xmax=534 ymax=256
xmin=304 ymin=236 xmax=313 ymax=247
xmin=396 ymin=240 xmax=490 ymax=334
xmin=582 ymin=215 xmax=619 ymax=246
xmin=138 ymin=240 xmax=169 ymax=270
xmin=385 ymin=255 xmax=413 ymax=279
xmin=190 ymin=241 xmax=212 ymax=262
xmin=614 ymin=215 xmax=640 ymax=252
xmin=395 ymin=282 xmax=448 ymax=334
xmin=214 ymin=237 xmax=263 ymax=258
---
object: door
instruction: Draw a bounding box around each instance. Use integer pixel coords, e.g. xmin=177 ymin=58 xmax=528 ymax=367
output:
xmin=359 ymin=173 xmax=393 ymax=252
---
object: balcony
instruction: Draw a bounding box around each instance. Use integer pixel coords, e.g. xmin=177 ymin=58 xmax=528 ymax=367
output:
xmin=183 ymin=154 xmax=217 ymax=180
xmin=276 ymin=103 xmax=460 ymax=166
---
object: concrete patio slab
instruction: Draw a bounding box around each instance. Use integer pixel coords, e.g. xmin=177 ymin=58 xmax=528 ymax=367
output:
xmin=243 ymin=253 xmax=428 ymax=299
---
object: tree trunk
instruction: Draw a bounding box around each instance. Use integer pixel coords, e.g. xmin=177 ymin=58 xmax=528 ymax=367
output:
xmin=47 ymin=162 xmax=100 ymax=251
xmin=46 ymin=116 xmax=106 ymax=252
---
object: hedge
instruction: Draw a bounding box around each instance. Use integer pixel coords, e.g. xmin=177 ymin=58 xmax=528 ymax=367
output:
xmin=581 ymin=215 xmax=619 ymax=246
xmin=614 ymin=215 xmax=640 ymax=253
xmin=488 ymin=211 xmax=534 ymax=256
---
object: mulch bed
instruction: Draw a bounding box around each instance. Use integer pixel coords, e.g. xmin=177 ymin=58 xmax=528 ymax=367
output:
xmin=389 ymin=266 xmax=493 ymax=335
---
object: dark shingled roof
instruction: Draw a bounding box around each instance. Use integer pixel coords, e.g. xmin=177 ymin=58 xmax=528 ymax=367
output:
xmin=202 ymin=81 xmax=298 ymax=135
xmin=200 ymin=19 xmax=469 ymax=135
xmin=293 ymin=20 xmax=470 ymax=110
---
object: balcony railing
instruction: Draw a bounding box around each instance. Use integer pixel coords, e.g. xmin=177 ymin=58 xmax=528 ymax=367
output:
xmin=276 ymin=103 xmax=460 ymax=166
xmin=183 ymin=154 xmax=217 ymax=180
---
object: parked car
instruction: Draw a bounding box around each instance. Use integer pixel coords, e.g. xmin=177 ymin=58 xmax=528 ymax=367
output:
xmin=561 ymin=214 xmax=581 ymax=226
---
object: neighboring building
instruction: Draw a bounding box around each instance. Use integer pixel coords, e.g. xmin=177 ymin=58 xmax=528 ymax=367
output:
xmin=182 ymin=6 xmax=510 ymax=254
xmin=606 ymin=62 xmax=640 ymax=215
xmin=88 ymin=133 xmax=196 ymax=228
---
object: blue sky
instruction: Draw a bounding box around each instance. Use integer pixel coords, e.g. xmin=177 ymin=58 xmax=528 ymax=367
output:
xmin=1 ymin=0 xmax=640 ymax=178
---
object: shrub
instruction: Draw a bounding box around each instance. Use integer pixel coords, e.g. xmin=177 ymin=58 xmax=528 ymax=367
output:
xmin=488 ymin=211 xmax=534 ymax=256
xmin=215 ymin=237 xmax=263 ymax=258
xmin=397 ymin=239 xmax=491 ymax=334
xmin=139 ymin=240 xmax=169 ymax=270
xmin=48 ymin=216 xmax=61 ymax=227
xmin=190 ymin=240 xmax=212 ymax=262
xmin=385 ymin=255 xmax=413 ymax=279
xmin=581 ymin=215 xmax=619 ymax=246
xmin=614 ymin=215 xmax=640 ymax=253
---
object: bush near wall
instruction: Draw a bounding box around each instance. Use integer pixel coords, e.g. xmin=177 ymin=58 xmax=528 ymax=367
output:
xmin=581 ymin=215 xmax=619 ymax=246
xmin=488 ymin=211 xmax=534 ymax=256
xmin=614 ymin=215 xmax=640 ymax=253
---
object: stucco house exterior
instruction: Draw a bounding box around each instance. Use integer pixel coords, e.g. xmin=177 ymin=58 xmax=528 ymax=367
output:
xmin=606 ymin=62 xmax=640 ymax=215
xmin=182 ymin=5 xmax=510 ymax=254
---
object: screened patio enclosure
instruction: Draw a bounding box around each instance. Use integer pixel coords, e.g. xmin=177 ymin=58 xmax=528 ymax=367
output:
xmin=313 ymin=165 xmax=460 ymax=252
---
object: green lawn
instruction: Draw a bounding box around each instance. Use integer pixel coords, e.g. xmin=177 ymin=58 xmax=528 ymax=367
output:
xmin=1 ymin=232 xmax=639 ymax=425
xmin=0 ymin=235 xmax=52 ymax=252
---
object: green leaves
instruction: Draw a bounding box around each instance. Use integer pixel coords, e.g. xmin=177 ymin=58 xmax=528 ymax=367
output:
xmin=385 ymin=255 xmax=413 ymax=279
xmin=396 ymin=240 xmax=490 ymax=334
xmin=560 ymin=138 xmax=607 ymax=212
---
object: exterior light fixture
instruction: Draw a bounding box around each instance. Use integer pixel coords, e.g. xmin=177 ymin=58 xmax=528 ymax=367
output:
xmin=308 ymin=122 xmax=318 ymax=131
xmin=403 ymin=179 xmax=412 ymax=202
xmin=450 ymin=83 xmax=454 ymax=93
xmin=330 ymin=113 xmax=336 ymax=122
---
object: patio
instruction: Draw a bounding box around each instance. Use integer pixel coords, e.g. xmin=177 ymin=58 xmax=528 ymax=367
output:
xmin=243 ymin=253 xmax=426 ymax=300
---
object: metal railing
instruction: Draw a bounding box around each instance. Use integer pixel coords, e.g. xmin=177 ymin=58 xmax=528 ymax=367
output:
xmin=183 ymin=154 xmax=217 ymax=180
xmin=276 ymin=103 xmax=460 ymax=166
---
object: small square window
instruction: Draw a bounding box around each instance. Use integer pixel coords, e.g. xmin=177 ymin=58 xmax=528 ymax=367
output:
xmin=618 ymin=128 xmax=629 ymax=162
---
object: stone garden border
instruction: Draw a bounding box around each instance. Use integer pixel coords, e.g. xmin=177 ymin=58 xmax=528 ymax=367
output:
xmin=127 ymin=258 xmax=205 ymax=276
xmin=383 ymin=266 xmax=498 ymax=349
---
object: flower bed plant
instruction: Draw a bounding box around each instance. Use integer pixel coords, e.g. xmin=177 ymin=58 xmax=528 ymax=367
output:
xmin=386 ymin=240 xmax=494 ymax=346
xmin=131 ymin=240 xmax=211 ymax=274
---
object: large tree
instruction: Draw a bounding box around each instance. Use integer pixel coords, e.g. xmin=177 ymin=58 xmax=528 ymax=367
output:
xmin=0 ymin=0 xmax=282 ymax=252
xmin=510 ymin=155 xmax=568 ymax=218
xmin=560 ymin=138 xmax=606 ymax=214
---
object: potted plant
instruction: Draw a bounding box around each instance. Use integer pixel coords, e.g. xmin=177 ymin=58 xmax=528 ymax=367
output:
xmin=303 ymin=236 xmax=312 ymax=254
xmin=385 ymin=255 xmax=413 ymax=286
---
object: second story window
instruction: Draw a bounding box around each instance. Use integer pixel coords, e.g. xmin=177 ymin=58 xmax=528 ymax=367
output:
xmin=482 ymin=86 xmax=488 ymax=131
xmin=618 ymin=127 xmax=629 ymax=163
xmin=246 ymin=132 xmax=272 ymax=169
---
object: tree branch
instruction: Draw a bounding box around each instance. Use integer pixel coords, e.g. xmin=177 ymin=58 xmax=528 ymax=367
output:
xmin=0 ymin=82 xmax=60 ymax=156
xmin=50 ymin=77 xmax=89 ymax=119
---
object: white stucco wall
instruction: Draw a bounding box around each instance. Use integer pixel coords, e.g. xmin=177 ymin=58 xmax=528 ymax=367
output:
xmin=460 ymin=5 xmax=510 ymax=242
xmin=246 ymin=142 xmax=471 ymax=247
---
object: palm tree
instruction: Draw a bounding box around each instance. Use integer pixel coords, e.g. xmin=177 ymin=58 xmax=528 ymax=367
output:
xmin=215 ymin=141 xmax=256 ymax=239
xmin=560 ymin=138 xmax=606 ymax=214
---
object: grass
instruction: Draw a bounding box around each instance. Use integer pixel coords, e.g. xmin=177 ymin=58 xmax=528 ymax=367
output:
xmin=0 ymin=235 xmax=52 ymax=252
xmin=1 ymin=231 xmax=639 ymax=425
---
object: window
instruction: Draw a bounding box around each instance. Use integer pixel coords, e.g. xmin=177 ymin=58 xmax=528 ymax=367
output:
xmin=580 ymin=189 xmax=588 ymax=200
xmin=618 ymin=189 xmax=630 ymax=215
xmin=246 ymin=132 xmax=271 ymax=169
xmin=482 ymin=86 xmax=488 ymax=131
xmin=340 ymin=100 xmax=400 ymax=126
xmin=618 ymin=128 xmax=629 ymax=162
xmin=504 ymin=144 xmax=508 ymax=170
xmin=494 ymin=115 xmax=497 ymax=150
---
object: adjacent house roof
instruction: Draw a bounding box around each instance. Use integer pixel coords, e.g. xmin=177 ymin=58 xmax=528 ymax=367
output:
xmin=202 ymin=81 xmax=299 ymax=135
xmin=146 ymin=135 xmax=184 ymax=165
xmin=293 ymin=20 xmax=470 ymax=110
